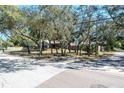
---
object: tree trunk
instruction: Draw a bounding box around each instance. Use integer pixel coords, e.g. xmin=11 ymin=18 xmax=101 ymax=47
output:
xmin=74 ymin=49 xmax=76 ymax=53
xmin=61 ymin=48 xmax=64 ymax=55
xmin=39 ymin=40 xmax=42 ymax=55
xmin=60 ymin=42 xmax=64 ymax=55
xmin=49 ymin=40 xmax=53 ymax=54
xmin=2 ymin=49 xmax=4 ymax=53
xmin=64 ymin=48 xmax=67 ymax=55
xmin=68 ymin=42 xmax=71 ymax=53
xmin=25 ymin=40 xmax=31 ymax=54
xmin=76 ymin=45 xmax=79 ymax=55
xmin=27 ymin=45 xmax=31 ymax=54
xmin=95 ymin=42 xmax=98 ymax=56
xmin=88 ymin=40 xmax=91 ymax=56
xmin=54 ymin=40 xmax=58 ymax=54
xmin=42 ymin=41 xmax=44 ymax=51
xmin=79 ymin=49 xmax=82 ymax=56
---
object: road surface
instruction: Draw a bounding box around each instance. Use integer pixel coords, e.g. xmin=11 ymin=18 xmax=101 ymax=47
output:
xmin=38 ymin=69 xmax=124 ymax=88
xmin=38 ymin=51 xmax=124 ymax=88
xmin=0 ymin=51 xmax=124 ymax=88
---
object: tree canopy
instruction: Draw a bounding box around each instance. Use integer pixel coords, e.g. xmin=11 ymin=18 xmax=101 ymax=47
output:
xmin=0 ymin=5 xmax=124 ymax=55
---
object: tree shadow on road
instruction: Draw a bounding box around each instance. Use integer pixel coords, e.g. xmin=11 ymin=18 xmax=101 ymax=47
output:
xmin=62 ymin=56 xmax=124 ymax=72
xmin=1 ymin=53 xmax=124 ymax=73
xmin=0 ymin=58 xmax=46 ymax=73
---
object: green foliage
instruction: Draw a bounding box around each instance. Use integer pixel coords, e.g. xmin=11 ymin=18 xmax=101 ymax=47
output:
xmin=0 ymin=5 xmax=124 ymax=55
xmin=120 ymin=40 xmax=124 ymax=49
xmin=115 ymin=41 xmax=122 ymax=48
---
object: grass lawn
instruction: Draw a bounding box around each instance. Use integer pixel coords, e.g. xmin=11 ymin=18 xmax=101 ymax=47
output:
xmin=4 ymin=48 xmax=115 ymax=61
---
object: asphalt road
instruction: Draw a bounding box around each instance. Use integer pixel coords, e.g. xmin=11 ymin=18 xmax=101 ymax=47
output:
xmin=38 ymin=69 xmax=124 ymax=88
xmin=0 ymin=51 xmax=124 ymax=88
xmin=38 ymin=51 xmax=124 ymax=88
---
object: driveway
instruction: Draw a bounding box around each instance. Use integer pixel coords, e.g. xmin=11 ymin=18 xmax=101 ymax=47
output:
xmin=38 ymin=69 xmax=124 ymax=88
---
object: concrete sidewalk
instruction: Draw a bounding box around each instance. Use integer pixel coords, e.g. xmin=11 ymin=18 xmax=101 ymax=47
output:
xmin=37 ymin=69 xmax=124 ymax=88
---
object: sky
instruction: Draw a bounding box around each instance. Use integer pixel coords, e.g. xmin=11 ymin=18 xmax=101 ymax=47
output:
xmin=0 ymin=32 xmax=8 ymax=41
